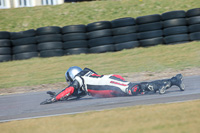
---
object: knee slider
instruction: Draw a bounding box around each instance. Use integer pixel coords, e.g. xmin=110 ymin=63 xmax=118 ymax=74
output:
xmin=128 ymin=85 xmax=140 ymax=95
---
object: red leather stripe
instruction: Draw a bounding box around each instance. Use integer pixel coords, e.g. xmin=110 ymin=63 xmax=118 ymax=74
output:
xmin=56 ymin=86 xmax=74 ymax=100
xmin=110 ymin=81 xmax=128 ymax=86
xmin=112 ymin=74 xmax=125 ymax=81
xmin=88 ymin=89 xmax=115 ymax=97
xmin=91 ymin=73 xmax=102 ymax=77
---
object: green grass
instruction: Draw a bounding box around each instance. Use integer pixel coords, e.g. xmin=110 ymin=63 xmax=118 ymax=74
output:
xmin=1 ymin=100 xmax=200 ymax=133
xmin=0 ymin=42 xmax=200 ymax=89
xmin=0 ymin=1 xmax=200 ymax=132
xmin=0 ymin=0 xmax=200 ymax=89
xmin=0 ymin=0 xmax=199 ymax=32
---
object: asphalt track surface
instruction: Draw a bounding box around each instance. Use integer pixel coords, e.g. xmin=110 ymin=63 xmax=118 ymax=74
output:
xmin=0 ymin=75 xmax=200 ymax=123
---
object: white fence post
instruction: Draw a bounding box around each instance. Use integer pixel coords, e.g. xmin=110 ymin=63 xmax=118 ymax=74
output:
xmin=0 ymin=0 xmax=64 ymax=9
xmin=0 ymin=0 xmax=5 ymax=8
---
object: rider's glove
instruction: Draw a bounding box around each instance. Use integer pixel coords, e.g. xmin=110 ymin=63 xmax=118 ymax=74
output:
xmin=40 ymin=97 xmax=57 ymax=105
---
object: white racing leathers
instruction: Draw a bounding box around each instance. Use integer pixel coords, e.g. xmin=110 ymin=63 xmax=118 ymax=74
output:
xmin=56 ymin=68 xmax=141 ymax=100
xmin=55 ymin=68 xmax=182 ymax=101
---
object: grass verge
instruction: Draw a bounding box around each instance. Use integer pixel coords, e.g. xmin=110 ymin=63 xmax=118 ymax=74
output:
xmin=0 ymin=0 xmax=199 ymax=32
xmin=0 ymin=100 xmax=200 ymax=133
xmin=0 ymin=42 xmax=200 ymax=89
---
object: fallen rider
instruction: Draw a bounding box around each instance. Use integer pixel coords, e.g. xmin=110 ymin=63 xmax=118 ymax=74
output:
xmin=40 ymin=66 xmax=185 ymax=105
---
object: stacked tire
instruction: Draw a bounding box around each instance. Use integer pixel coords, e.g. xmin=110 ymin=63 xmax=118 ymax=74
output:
xmin=136 ymin=14 xmax=164 ymax=47
xmin=36 ymin=26 xmax=63 ymax=57
xmin=162 ymin=10 xmax=189 ymax=44
xmin=87 ymin=21 xmax=115 ymax=53
xmin=187 ymin=8 xmax=200 ymax=41
xmin=62 ymin=25 xmax=88 ymax=55
xmin=111 ymin=17 xmax=139 ymax=51
xmin=0 ymin=31 xmax=12 ymax=62
xmin=11 ymin=29 xmax=38 ymax=60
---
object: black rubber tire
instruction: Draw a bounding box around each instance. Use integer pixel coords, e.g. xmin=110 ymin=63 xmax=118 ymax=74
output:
xmin=11 ymin=29 xmax=36 ymax=39
xmin=164 ymin=34 xmax=189 ymax=44
xmin=62 ymin=33 xmax=87 ymax=42
xmin=36 ymin=34 xmax=62 ymax=43
xmin=188 ymin=16 xmax=200 ymax=25
xmin=189 ymin=32 xmax=200 ymax=41
xmin=38 ymin=42 xmax=63 ymax=51
xmin=88 ymin=37 xmax=113 ymax=47
xmin=64 ymin=48 xmax=89 ymax=55
xmin=63 ymin=40 xmax=88 ymax=49
xmin=89 ymin=45 xmax=114 ymax=53
xmin=36 ymin=26 xmax=61 ymax=35
xmin=112 ymin=26 xmax=137 ymax=35
xmin=0 ymin=39 xmax=11 ymax=47
xmin=0 ymin=55 xmax=11 ymax=62
xmin=40 ymin=49 xmax=63 ymax=57
xmin=87 ymin=21 xmax=111 ymax=32
xmin=87 ymin=29 xmax=112 ymax=39
xmin=13 ymin=52 xmax=38 ymax=60
xmin=113 ymin=33 xmax=137 ymax=44
xmin=62 ymin=25 xmax=86 ymax=34
xmin=189 ymin=24 xmax=200 ymax=33
xmin=0 ymin=47 xmax=11 ymax=54
xmin=167 ymin=41 xmax=190 ymax=45
xmin=12 ymin=44 xmax=37 ymax=54
xmin=0 ymin=31 xmax=10 ymax=39
xmin=115 ymin=41 xmax=139 ymax=51
xmin=136 ymin=14 xmax=161 ymax=24
xmin=186 ymin=8 xmax=200 ymax=17
xmin=111 ymin=17 xmax=136 ymax=28
xmin=163 ymin=18 xmax=187 ymax=28
xmin=162 ymin=10 xmax=186 ymax=20
xmin=12 ymin=37 xmax=37 ymax=46
xmin=137 ymin=30 xmax=163 ymax=40
xmin=138 ymin=22 xmax=162 ymax=32
xmin=139 ymin=37 xmax=164 ymax=47
xmin=163 ymin=26 xmax=188 ymax=36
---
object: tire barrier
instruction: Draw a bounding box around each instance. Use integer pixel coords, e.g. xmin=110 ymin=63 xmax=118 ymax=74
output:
xmin=187 ymin=8 xmax=200 ymax=41
xmin=87 ymin=21 xmax=115 ymax=53
xmin=0 ymin=32 xmax=12 ymax=62
xmin=112 ymin=17 xmax=139 ymax=51
xmin=11 ymin=29 xmax=38 ymax=60
xmin=62 ymin=25 xmax=88 ymax=55
xmin=36 ymin=26 xmax=64 ymax=57
xmin=136 ymin=14 xmax=163 ymax=47
xmin=162 ymin=10 xmax=190 ymax=44
xmin=0 ymin=8 xmax=199 ymax=62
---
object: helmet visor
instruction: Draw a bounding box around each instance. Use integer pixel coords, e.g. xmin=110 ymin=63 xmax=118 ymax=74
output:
xmin=65 ymin=72 xmax=71 ymax=84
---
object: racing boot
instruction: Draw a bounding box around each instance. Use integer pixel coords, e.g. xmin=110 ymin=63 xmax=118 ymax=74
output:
xmin=170 ymin=74 xmax=185 ymax=91
xmin=140 ymin=80 xmax=171 ymax=94
xmin=158 ymin=82 xmax=171 ymax=94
